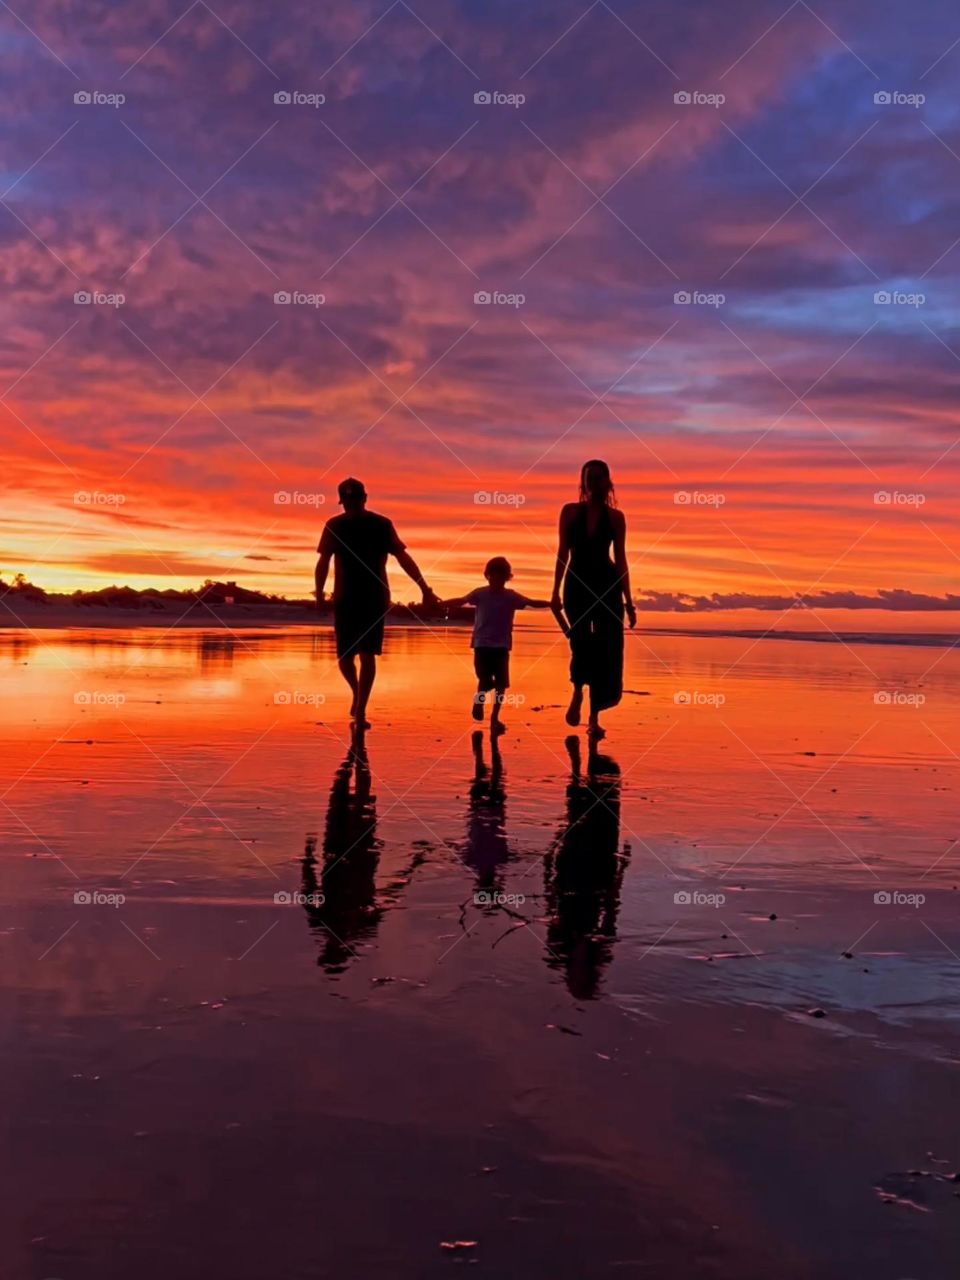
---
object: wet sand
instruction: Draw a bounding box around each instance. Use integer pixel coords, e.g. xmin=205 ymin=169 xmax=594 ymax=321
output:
xmin=2 ymin=624 xmax=959 ymax=1278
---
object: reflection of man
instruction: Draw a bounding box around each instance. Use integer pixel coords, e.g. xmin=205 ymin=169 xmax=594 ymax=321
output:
xmin=315 ymin=477 xmax=438 ymax=726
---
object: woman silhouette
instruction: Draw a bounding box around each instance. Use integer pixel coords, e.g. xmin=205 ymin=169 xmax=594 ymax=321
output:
xmin=551 ymin=460 xmax=636 ymax=739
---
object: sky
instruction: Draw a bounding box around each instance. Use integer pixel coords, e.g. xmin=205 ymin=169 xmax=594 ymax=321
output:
xmin=1 ymin=0 xmax=959 ymax=616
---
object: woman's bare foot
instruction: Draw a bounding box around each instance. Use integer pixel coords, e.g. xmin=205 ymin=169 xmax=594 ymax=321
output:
xmin=565 ymin=686 xmax=583 ymax=726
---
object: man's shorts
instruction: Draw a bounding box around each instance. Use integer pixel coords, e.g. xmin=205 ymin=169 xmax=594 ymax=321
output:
xmin=334 ymin=599 xmax=386 ymax=658
xmin=473 ymin=646 xmax=510 ymax=690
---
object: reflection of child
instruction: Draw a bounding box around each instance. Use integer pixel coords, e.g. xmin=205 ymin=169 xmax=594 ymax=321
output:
xmin=443 ymin=557 xmax=553 ymax=734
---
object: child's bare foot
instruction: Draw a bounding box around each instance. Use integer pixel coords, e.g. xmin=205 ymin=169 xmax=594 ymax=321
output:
xmin=472 ymin=692 xmax=485 ymax=721
xmin=565 ymin=687 xmax=583 ymax=726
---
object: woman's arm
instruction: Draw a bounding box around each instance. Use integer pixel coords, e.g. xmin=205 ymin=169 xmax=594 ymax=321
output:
xmin=613 ymin=510 xmax=636 ymax=628
xmin=550 ymin=506 xmax=573 ymax=607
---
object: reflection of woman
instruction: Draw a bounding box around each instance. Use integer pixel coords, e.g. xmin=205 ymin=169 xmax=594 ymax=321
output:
xmin=544 ymin=737 xmax=629 ymax=999
xmin=301 ymin=729 xmax=423 ymax=972
xmin=551 ymin=459 xmax=636 ymax=739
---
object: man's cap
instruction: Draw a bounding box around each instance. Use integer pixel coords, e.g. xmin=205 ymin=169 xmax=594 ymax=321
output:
xmin=338 ymin=477 xmax=367 ymax=503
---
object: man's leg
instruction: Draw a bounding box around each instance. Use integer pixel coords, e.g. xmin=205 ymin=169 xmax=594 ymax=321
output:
xmin=338 ymin=655 xmax=359 ymax=716
xmin=356 ymin=652 xmax=376 ymax=724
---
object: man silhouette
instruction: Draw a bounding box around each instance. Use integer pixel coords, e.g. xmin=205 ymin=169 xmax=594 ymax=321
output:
xmin=315 ymin=477 xmax=438 ymax=726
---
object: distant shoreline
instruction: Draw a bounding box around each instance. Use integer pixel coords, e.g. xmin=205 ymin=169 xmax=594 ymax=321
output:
xmin=0 ymin=602 xmax=957 ymax=648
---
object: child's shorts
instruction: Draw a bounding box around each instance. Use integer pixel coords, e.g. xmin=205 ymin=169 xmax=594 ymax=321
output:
xmin=473 ymin=646 xmax=510 ymax=690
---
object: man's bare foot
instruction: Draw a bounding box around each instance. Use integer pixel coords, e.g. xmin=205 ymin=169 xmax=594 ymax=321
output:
xmin=565 ymin=687 xmax=583 ymax=727
xmin=587 ymin=719 xmax=605 ymax=740
xmin=472 ymin=693 xmax=485 ymax=722
xmin=491 ymin=720 xmax=506 ymax=735
xmin=349 ymin=692 xmax=359 ymax=718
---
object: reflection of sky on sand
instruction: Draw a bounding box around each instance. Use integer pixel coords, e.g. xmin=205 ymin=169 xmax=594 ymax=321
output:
xmin=3 ymin=625 xmax=957 ymax=1002
xmin=4 ymin=625 xmax=960 ymax=1277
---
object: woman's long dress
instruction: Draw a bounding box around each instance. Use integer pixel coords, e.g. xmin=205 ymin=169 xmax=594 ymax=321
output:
xmin=562 ymin=504 xmax=625 ymax=712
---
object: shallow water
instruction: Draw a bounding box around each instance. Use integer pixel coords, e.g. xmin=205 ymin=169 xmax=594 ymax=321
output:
xmin=3 ymin=625 xmax=959 ymax=1278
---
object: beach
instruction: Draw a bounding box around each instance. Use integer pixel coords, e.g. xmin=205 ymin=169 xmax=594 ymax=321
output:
xmin=2 ymin=623 xmax=959 ymax=1278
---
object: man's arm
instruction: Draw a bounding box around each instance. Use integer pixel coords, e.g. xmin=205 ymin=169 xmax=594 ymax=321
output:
xmin=314 ymin=550 xmax=332 ymax=605
xmin=389 ymin=524 xmax=437 ymax=601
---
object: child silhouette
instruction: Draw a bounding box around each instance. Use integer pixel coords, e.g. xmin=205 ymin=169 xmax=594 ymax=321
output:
xmin=443 ymin=556 xmax=556 ymax=734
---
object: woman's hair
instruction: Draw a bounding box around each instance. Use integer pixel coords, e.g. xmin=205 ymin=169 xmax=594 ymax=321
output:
xmin=579 ymin=458 xmax=616 ymax=506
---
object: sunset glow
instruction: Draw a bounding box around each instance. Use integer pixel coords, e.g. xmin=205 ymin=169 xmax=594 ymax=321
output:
xmin=1 ymin=2 xmax=957 ymax=617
